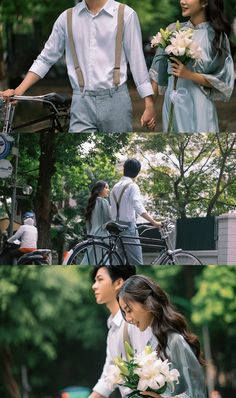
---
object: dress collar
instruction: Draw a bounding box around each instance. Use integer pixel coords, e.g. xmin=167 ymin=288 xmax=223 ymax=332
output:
xmin=186 ymin=20 xmax=210 ymax=30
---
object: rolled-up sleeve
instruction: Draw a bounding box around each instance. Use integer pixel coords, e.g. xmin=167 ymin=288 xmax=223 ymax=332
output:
xmin=130 ymin=185 xmax=146 ymax=215
xmin=29 ymin=12 xmax=66 ymax=78
xmin=123 ymin=12 xmax=154 ymax=98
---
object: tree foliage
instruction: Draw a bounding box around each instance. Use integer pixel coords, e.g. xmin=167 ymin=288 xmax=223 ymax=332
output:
xmin=127 ymin=133 xmax=236 ymax=218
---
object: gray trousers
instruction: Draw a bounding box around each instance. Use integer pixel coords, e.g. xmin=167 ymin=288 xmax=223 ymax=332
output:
xmin=69 ymin=83 xmax=133 ymax=133
xmin=118 ymin=222 xmax=143 ymax=265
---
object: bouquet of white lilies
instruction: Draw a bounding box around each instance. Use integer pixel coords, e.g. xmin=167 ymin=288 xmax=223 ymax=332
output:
xmin=151 ymin=21 xmax=202 ymax=65
xmin=151 ymin=21 xmax=202 ymax=132
xmin=105 ymin=342 xmax=180 ymax=398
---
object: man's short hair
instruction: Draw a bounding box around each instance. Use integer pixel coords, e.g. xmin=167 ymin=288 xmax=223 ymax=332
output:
xmin=123 ymin=159 xmax=141 ymax=178
xmin=92 ymin=265 xmax=136 ymax=283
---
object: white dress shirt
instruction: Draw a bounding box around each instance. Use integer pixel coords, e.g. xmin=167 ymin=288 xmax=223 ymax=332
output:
xmin=29 ymin=0 xmax=153 ymax=98
xmin=93 ymin=309 xmax=153 ymax=397
xmin=110 ymin=176 xmax=146 ymax=223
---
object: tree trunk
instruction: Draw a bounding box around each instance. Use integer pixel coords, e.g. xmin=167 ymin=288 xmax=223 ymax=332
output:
xmin=0 ymin=347 xmax=21 ymax=398
xmin=35 ymin=131 xmax=57 ymax=249
xmin=0 ymin=24 xmax=7 ymax=90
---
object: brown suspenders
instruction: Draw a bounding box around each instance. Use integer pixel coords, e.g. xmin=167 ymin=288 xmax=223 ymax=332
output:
xmin=67 ymin=3 xmax=125 ymax=90
xmin=112 ymin=182 xmax=133 ymax=221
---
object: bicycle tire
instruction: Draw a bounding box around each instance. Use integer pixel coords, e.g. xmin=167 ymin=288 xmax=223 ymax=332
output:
xmin=159 ymin=251 xmax=203 ymax=265
xmin=66 ymin=240 xmax=123 ymax=265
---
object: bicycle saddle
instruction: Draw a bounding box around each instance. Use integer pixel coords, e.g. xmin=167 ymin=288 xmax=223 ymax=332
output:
xmin=105 ymin=221 xmax=129 ymax=234
xmin=43 ymin=93 xmax=72 ymax=107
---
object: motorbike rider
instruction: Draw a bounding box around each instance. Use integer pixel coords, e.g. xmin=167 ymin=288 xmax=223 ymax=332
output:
xmin=6 ymin=211 xmax=38 ymax=262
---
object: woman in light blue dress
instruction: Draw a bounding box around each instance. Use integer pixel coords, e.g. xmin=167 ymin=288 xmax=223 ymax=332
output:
xmin=150 ymin=0 xmax=234 ymax=133
xmin=81 ymin=180 xmax=111 ymax=264
xmin=118 ymin=275 xmax=206 ymax=398
xmin=85 ymin=180 xmax=111 ymax=237
xmin=118 ymin=275 xmax=207 ymax=398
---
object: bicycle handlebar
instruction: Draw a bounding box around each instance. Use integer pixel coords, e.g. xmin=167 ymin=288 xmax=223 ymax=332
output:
xmin=12 ymin=93 xmax=71 ymax=114
xmin=1 ymin=92 xmax=71 ymax=133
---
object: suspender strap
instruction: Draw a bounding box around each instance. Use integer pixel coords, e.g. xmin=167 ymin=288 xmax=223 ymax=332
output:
xmin=113 ymin=3 xmax=125 ymax=86
xmin=67 ymin=4 xmax=125 ymax=90
xmin=67 ymin=8 xmax=85 ymax=90
xmin=123 ymin=322 xmax=131 ymax=360
xmin=112 ymin=182 xmax=132 ymax=220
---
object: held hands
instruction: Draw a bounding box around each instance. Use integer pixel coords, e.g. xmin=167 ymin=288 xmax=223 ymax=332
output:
xmin=141 ymin=101 xmax=156 ymax=131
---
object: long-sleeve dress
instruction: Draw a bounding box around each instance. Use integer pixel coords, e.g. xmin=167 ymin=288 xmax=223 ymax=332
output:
xmin=149 ymin=332 xmax=207 ymax=398
xmin=150 ymin=21 xmax=235 ymax=133
xmin=81 ymin=197 xmax=111 ymax=265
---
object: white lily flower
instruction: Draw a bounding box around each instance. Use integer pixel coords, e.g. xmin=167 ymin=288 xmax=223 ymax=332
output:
xmin=151 ymin=32 xmax=165 ymax=48
xmin=104 ymin=365 xmax=124 ymax=389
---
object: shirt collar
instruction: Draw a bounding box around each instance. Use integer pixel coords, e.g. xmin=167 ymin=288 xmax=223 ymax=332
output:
xmin=107 ymin=309 xmax=123 ymax=329
xmin=120 ymin=176 xmax=133 ymax=182
xmin=77 ymin=0 xmax=115 ymax=17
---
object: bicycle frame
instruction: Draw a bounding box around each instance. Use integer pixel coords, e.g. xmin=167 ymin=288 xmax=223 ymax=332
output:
xmin=86 ymin=223 xmax=174 ymax=265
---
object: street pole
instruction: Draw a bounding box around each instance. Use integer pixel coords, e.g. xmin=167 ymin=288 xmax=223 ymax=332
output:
xmin=9 ymin=133 xmax=20 ymax=236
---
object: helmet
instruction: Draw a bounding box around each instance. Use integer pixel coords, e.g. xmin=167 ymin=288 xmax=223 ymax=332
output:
xmin=23 ymin=211 xmax=34 ymax=220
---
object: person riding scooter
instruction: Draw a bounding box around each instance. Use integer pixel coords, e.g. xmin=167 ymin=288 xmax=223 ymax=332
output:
xmin=6 ymin=211 xmax=38 ymax=262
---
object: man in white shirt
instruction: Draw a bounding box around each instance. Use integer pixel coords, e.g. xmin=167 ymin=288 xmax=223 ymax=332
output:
xmin=90 ymin=264 xmax=153 ymax=398
xmin=110 ymin=159 xmax=161 ymax=265
xmin=0 ymin=0 xmax=156 ymax=133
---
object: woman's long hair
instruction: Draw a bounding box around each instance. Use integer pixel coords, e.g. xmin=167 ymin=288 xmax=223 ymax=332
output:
xmin=117 ymin=275 xmax=204 ymax=365
xmin=203 ymin=0 xmax=231 ymax=54
xmin=85 ymin=180 xmax=108 ymax=224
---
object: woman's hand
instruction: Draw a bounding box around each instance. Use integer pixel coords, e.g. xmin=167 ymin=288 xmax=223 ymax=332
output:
xmin=140 ymin=391 xmax=162 ymax=398
xmin=170 ymin=57 xmax=192 ymax=80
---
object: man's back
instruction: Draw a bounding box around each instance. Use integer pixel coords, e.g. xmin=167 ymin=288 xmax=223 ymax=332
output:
xmin=110 ymin=176 xmax=146 ymax=223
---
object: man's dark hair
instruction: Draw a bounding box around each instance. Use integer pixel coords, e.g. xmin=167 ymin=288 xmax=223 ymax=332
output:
xmin=123 ymin=159 xmax=141 ymax=178
xmin=92 ymin=265 xmax=136 ymax=283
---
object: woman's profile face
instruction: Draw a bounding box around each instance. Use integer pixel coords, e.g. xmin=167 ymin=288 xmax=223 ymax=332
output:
xmin=180 ymin=0 xmax=206 ymax=19
xmin=119 ymin=297 xmax=153 ymax=331
xmin=99 ymin=183 xmax=110 ymax=198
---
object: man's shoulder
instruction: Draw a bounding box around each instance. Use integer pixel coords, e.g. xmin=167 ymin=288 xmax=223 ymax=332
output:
xmin=116 ymin=1 xmax=136 ymax=18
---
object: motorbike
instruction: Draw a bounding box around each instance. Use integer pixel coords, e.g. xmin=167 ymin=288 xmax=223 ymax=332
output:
xmin=0 ymin=240 xmax=52 ymax=265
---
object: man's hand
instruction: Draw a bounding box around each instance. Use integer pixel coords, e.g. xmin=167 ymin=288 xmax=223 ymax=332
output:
xmin=0 ymin=89 xmax=16 ymax=101
xmin=141 ymin=95 xmax=156 ymax=131
xmin=141 ymin=107 xmax=156 ymax=131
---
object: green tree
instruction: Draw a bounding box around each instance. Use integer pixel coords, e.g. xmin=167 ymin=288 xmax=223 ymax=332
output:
xmin=192 ymin=266 xmax=236 ymax=394
xmin=0 ymin=266 xmax=108 ymax=398
xmin=127 ymin=133 xmax=236 ymax=218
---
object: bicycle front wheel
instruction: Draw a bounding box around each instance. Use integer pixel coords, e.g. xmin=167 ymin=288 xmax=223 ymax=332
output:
xmin=160 ymin=251 xmax=203 ymax=265
xmin=66 ymin=241 xmax=123 ymax=265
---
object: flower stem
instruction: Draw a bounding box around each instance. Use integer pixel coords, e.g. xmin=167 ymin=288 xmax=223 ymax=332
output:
xmin=167 ymin=76 xmax=178 ymax=133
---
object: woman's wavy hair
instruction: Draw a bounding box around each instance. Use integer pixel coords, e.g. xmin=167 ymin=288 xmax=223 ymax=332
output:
xmin=202 ymin=0 xmax=231 ymax=54
xmin=85 ymin=180 xmax=108 ymax=224
xmin=117 ymin=275 xmax=204 ymax=365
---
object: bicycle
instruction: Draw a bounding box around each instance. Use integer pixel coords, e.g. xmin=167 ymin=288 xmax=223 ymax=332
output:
xmin=63 ymin=219 xmax=203 ymax=265
xmin=0 ymin=92 xmax=71 ymax=134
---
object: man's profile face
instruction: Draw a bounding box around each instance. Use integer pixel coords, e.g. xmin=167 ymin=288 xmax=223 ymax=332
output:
xmin=92 ymin=267 xmax=121 ymax=305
